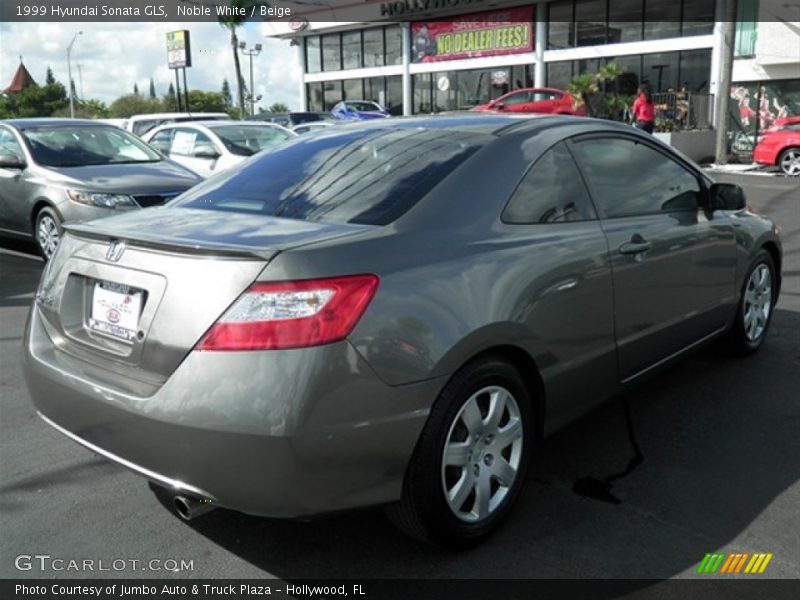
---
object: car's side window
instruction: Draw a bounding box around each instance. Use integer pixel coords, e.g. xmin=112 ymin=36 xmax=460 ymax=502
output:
xmin=0 ymin=127 xmax=24 ymax=158
xmin=571 ymin=137 xmax=701 ymax=218
xmin=503 ymin=141 xmax=596 ymax=224
xmin=170 ymin=128 xmax=215 ymax=156
xmin=148 ymin=129 xmax=174 ymax=153
xmin=502 ymin=92 xmax=530 ymax=106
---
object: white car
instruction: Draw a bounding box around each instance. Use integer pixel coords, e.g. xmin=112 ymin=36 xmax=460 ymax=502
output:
xmin=127 ymin=112 xmax=231 ymax=137
xmin=142 ymin=121 xmax=297 ymax=178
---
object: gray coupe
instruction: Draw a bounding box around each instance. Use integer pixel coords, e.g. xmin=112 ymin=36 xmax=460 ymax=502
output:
xmin=22 ymin=114 xmax=782 ymax=547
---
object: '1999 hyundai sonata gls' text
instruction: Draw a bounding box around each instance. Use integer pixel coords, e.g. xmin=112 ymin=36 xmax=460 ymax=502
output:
xmin=23 ymin=115 xmax=782 ymax=547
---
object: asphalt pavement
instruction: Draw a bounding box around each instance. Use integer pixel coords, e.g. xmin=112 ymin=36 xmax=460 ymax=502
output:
xmin=1 ymin=172 xmax=798 ymax=582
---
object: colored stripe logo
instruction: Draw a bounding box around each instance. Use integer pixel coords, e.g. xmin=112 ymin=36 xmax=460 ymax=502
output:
xmin=697 ymin=552 xmax=773 ymax=574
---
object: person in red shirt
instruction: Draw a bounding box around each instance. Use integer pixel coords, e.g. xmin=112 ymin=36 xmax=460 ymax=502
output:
xmin=631 ymin=85 xmax=656 ymax=133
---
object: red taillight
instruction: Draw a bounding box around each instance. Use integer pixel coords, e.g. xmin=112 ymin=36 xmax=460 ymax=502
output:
xmin=197 ymin=274 xmax=379 ymax=351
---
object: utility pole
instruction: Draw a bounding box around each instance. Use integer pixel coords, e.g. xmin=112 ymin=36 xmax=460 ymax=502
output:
xmin=66 ymin=31 xmax=83 ymax=118
xmin=715 ymin=0 xmax=737 ymax=165
xmin=239 ymin=42 xmax=262 ymax=117
xmin=76 ymin=64 xmax=84 ymax=99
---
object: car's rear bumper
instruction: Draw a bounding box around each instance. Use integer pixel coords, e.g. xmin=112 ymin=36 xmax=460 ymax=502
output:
xmin=23 ymin=305 xmax=440 ymax=518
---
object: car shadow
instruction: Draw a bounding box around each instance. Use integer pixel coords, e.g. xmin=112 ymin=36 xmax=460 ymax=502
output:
xmin=148 ymin=306 xmax=800 ymax=580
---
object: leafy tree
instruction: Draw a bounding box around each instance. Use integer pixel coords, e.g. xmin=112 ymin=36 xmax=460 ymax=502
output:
xmin=567 ymin=64 xmax=626 ymax=119
xmin=221 ymin=79 xmax=232 ymax=107
xmin=52 ymin=98 xmax=110 ymax=119
xmin=2 ymin=82 xmax=68 ymax=117
xmin=45 ymin=67 xmax=55 ymax=85
xmin=187 ymin=90 xmax=228 ymax=113
xmin=109 ymin=94 xmax=161 ymax=118
xmin=268 ymin=102 xmax=289 ymax=113
xmin=149 ymin=78 xmax=157 ymax=99
xmin=133 ymin=83 xmax=140 ymax=96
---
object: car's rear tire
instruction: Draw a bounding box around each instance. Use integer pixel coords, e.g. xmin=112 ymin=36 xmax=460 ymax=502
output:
xmin=34 ymin=206 xmax=62 ymax=261
xmin=728 ymin=250 xmax=776 ymax=355
xmin=386 ymin=355 xmax=533 ymax=548
xmin=778 ymin=147 xmax=800 ymax=176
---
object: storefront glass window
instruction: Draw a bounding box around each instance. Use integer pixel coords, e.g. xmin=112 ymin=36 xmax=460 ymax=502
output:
xmin=323 ymin=80 xmax=343 ymax=110
xmin=642 ymin=52 xmax=680 ymax=92
xmin=548 ymin=1 xmax=574 ymax=49
xmin=343 ymin=78 xmax=363 ymax=100
xmin=386 ymin=76 xmax=403 ymax=115
xmin=363 ymin=28 xmax=384 ymax=68
xmin=385 ymin=26 xmax=403 ymax=66
xmin=644 ymin=0 xmax=682 ymax=40
xmin=547 ymin=62 xmax=574 ymax=90
xmin=342 ymin=32 xmax=362 ymax=70
xmin=609 ymin=0 xmax=643 ymax=43
xmin=576 ymin=0 xmax=608 ymax=46
xmin=683 ymin=0 xmax=716 ymax=36
xmin=414 ymin=73 xmax=433 ymax=113
xmin=322 ymin=34 xmax=342 ymax=72
xmin=307 ymin=82 xmax=324 ymax=112
xmin=679 ymin=49 xmax=713 ymax=92
xmin=306 ymin=36 xmax=321 ymax=74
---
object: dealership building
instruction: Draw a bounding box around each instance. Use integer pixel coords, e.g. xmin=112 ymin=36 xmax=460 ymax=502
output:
xmin=264 ymin=0 xmax=799 ymax=138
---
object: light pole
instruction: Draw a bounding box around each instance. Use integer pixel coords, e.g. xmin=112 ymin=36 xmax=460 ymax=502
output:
xmin=66 ymin=31 xmax=83 ymax=118
xmin=239 ymin=42 xmax=262 ymax=117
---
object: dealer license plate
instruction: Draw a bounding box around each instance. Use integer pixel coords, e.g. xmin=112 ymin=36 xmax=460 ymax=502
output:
xmin=88 ymin=281 xmax=143 ymax=341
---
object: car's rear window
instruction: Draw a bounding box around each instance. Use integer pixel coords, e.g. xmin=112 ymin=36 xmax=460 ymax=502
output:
xmin=172 ymin=127 xmax=485 ymax=225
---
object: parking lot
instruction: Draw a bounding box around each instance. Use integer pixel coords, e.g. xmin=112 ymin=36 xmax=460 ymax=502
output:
xmin=1 ymin=172 xmax=798 ymax=581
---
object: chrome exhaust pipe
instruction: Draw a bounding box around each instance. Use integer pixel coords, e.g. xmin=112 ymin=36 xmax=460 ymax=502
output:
xmin=173 ymin=495 xmax=215 ymax=521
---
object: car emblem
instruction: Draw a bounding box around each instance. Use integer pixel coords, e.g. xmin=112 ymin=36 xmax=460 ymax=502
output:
xmin=106 ymin=240 xmax=126 ymax=262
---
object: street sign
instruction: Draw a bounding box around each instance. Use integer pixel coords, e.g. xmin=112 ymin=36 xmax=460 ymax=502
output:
xmin=166 ymin=30 xmax=192 ymax=69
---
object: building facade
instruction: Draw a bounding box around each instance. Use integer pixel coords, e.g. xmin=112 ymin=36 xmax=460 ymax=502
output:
xmin=264 ymin=0 xmax=799 ymax=132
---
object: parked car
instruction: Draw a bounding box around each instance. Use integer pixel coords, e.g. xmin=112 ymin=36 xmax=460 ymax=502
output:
xmin=291 ymin=121 xmax=336 ymax=135
xmin=126 ymin=112 xmax=231 ymax=137
xmin=143 ymin=121 xmax=296 ymax=178
xmin=331 ymin=101 xmax=390 ymax=121
xmin=248 ymin=112 xmax=332 ymax=128
xmin=753 ymin=116 xmax=800 ymax=176
xmin=473 ymin=87 xmax=585 ymax=115
xmin=0 ymin=118 xmax=201 ymax=259
xmin=24 ymin=115 xmax=782 ymax=548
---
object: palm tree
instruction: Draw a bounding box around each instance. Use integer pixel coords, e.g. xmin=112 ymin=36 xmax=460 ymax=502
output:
xmin=218 ymin=0 xmax=265 ymax=119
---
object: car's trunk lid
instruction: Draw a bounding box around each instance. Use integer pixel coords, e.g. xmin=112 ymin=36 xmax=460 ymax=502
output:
xmin=35 ymin=208 xmax=373 ymax=394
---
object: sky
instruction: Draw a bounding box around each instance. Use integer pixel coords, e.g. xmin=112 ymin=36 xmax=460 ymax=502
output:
xmin=0 ymin=21 xmax=301 ymax=110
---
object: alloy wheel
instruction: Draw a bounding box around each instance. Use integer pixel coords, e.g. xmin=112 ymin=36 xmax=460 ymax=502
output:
xmin=37 ymin=214 xmax=60 ymax=259
xmin=780 ymin=149 xmax=800 ymax=176
xmin=743 ymin=263 xmax=772 ymax=342
xmin=441 ymin=385 xmax=523 ymax=523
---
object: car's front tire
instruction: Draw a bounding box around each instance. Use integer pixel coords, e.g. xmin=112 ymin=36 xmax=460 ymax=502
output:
xmin=729 ymin=250 xmax=777 ymax=355
xmin=34 ymin=206 xmax=62 ymax=261
xmin=386 ymin=355 xmax=533 ymax=548
xmin=778 ymin=147 xmax=800 ymax=176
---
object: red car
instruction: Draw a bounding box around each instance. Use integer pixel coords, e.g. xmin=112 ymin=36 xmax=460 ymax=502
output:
xmin=753 ymin=116 xmax=800 ymax=176
xmin=473 ymin=87 xmax=585 ymax=116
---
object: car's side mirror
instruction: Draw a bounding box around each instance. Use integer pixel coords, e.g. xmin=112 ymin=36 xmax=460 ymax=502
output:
xmin=709 ymin=183 xmax=746 ymax=211
xmin=193 ymin=147 xmax=220 ymax=160
xmin=494 ymin=101 xmax=505 ymax=110
xmin=0 ymin=152 xmax=25 ymax=169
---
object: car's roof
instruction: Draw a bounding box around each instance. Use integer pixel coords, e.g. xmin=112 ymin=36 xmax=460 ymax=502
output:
xmin=323 ymin=112 xmax=603 ymax=136
xmin=128 ymin=112 xmax=229 ymax=121
xmin=1 ymin=118 xmax=113 ymax=129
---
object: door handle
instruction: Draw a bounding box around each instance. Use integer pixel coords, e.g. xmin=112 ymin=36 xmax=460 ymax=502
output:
xmin=619 ymin=235 xmax=651 ymax=255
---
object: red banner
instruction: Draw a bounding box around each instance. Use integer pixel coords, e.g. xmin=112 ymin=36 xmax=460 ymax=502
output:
xmin=411 ymin=6 xmax=534 ymax=63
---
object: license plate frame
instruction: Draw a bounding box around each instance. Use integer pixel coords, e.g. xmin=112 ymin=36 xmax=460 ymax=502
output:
xmin=88 ymin=280 xmax=143 ymax=342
